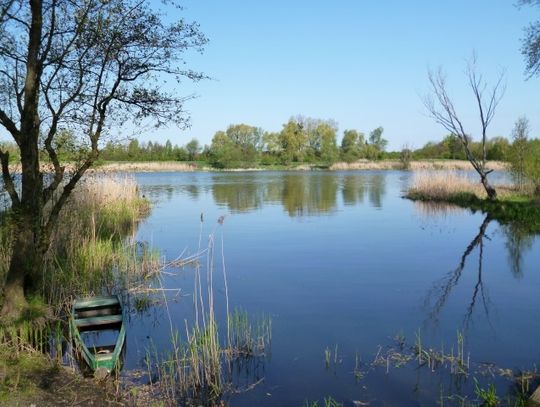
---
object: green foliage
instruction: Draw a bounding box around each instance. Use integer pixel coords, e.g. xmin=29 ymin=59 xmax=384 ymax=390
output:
xmin=366 ymin=126 xmax=387 ymax=160
xmin=208 ymin=131 xmax=244 ymax=169
xmin=509 ymin=117 xmax=530 ymax=189
xmin=208 ymin=124 xmax=262 ymax=168
xmin=486 ymin=136 xmax=510 ymax=161
xmin=400 ymin=146 xmax=412 ymax=169
xmin=0 ymin=141 xmax=20 ymax=162
xmin=520 ymin=0 xmax=540 ymax=77
xmin=185 ymin=138 xmax=200 ymax=161
xmin=521 ymin=139 xmax=540 ymax=194
xmin=474 ymin=378 xmax=499 ymax=406
xmin=441 ymin=134 xmax=466 ymax=159
xmin=414 ymin=134 xmax=513 ymax=161
xmin=226 ymin=123 xmax=263 ymax=153
xmin=340 ymin=129 xmax=365 ymax=162
xmin=279 ymin=119 xmax=308 ymax=164
xmin=100 ymin=139 xmax=191 ymax=162
xmin=318 ymin=123 xmax=339 ymax=164
xmin=51 ymin=130 xmax=86 ymax=161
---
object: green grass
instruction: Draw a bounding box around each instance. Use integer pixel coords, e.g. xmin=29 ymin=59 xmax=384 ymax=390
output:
xmin=474 ymin=378 xmax=499 ymax=406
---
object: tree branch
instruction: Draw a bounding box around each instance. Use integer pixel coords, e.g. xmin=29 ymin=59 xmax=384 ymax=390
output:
xmin=0 ymin=149 xmax=20 ymax=206
xmin=0 ymin=107 xmax=21 ymax=142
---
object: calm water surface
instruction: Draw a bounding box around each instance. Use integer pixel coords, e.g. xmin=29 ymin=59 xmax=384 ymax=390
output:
xmin=123 ymin=171 xmax=540 ymax=406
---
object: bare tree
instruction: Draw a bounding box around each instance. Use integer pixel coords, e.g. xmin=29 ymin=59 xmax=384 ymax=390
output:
xmin=0 ymin=0 xmax=207 ymax=318
xmin=423 ymin=56 xmax=505 ymax=200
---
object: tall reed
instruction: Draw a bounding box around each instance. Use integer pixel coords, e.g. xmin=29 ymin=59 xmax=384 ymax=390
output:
xmin=407 ymin=172 xmax=487 ymax=201
xmin=0 ymin=175 xmax=156 ymax=353
xmin=41 ymin=174 xmax=155 ymax=305
xmin=145 ymin=219 xmax=271 ymax=405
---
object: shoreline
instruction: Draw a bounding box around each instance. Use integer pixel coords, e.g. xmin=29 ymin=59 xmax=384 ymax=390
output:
xmin=95 ymin=159 xmax=509 ymax=173
xmin=5 ymin=159 xmax=507 ymax=173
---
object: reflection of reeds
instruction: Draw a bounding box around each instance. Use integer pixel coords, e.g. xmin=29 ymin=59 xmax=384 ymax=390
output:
xmin=413 ymin=200 xmax=467 ymax=218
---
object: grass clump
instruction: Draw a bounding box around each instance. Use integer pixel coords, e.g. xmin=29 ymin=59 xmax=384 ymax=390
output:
xmin=474 ymin=378 xmax=499 ymax=406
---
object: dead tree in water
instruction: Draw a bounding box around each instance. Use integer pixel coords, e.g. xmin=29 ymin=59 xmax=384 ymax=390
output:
xmin=424 ymin=55 xmax=505 ymax=200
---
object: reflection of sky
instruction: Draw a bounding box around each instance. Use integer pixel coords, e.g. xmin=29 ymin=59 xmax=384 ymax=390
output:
xmin=126 ymin=170 xmax=540 ymax=406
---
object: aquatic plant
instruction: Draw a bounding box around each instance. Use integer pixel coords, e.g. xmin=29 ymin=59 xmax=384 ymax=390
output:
xmin=143 ymin=219 xmax=272 ymax=405
xmin=304 ymin=396 xmax=343 ymax=407
xmin=474 ymin=378 xmax=499 ymax=406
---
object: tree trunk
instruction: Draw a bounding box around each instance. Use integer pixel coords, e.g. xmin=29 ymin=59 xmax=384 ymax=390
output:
xmin=480 ymin=175 xmax=497 ymax=201
xmin=1 ymin=214 xmax=43 ymax=319
xmin=1 ymin=138 xmax=44 ymax=320
xmin=1 ymin=0 xmax=48 ymax=320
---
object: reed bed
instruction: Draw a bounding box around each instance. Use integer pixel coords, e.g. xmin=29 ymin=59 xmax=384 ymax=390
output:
xmin=43 ymin=174 xmax=156 ymax=304
xmin=407 ymin=171 xmax=488 ymax=201
xmin=0 ymin=174 xmax=157 ymax=308
xmin=94 ymin=161 xmax=198 ymax=173
xmin=407 ymin=171 xmax=518 ymax=203
xmin=331 ymin=159 xmax=508 ymax=171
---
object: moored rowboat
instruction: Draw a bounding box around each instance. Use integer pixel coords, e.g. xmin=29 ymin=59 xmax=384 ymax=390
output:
xmin=69 ymin=295 xmax=126 ymax=376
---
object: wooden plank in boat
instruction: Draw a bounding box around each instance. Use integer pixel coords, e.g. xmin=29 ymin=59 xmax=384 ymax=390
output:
xmin=74 ymin=314 xmax=122 ymax=328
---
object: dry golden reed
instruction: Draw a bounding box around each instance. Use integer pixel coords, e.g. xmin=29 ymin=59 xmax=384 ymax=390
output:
xmin=408 ymin=171 xmax=488 ymax=200
xmin=331 ymin=160 xmax=508 ymax=172
xmin=93 ymin=161 xmax=197 ymax=172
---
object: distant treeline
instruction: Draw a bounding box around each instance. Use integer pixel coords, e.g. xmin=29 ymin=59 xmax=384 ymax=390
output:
xmin=0 ymin=116 xmax=537 ymax=168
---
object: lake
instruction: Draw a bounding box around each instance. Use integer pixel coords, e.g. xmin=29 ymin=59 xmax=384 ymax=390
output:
xmin=123 ymin=170 xmax=540 ymax=406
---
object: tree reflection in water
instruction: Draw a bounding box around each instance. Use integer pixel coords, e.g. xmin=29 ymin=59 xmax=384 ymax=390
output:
xmin=423 ymin=214 xmax=492 ymax=329
xmin=420 ymin=201 xmax=538 ymax=330
xmin=208 ymin=173 xmax=386 ymax=216
xmin=502 ymin=222 xmax=535 ymax=279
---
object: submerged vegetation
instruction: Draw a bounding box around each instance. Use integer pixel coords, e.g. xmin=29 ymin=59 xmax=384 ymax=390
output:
xmin=319 ymin=330 xmax=539 ymax=407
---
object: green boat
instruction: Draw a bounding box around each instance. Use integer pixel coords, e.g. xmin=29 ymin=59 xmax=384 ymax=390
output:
xmin=69 ymin=295 xmax=126 ymax=376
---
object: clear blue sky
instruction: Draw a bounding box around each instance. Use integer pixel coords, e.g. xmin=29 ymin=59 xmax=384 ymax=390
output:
xmin=0 ymin=1 xmax=537 ymax=151
xmin=156 ymin=0 xmax=539 ymax=151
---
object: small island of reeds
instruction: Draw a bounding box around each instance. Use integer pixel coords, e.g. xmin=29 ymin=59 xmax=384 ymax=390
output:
xmin=406 ymin=172 xmax=540 ymax=232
